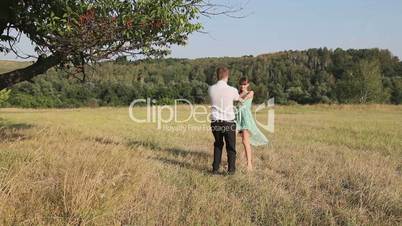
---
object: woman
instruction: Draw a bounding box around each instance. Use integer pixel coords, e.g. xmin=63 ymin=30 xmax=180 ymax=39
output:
xmin=236 ymin=77 xmax=269 ymax=171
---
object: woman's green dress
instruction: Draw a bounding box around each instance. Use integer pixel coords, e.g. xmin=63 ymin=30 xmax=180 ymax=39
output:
xmin=235 ymin=98 xmax=269 ymax=146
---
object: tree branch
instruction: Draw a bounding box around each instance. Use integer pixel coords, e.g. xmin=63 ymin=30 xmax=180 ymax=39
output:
xmin=0 ymin=54 xmax=61 ymax=90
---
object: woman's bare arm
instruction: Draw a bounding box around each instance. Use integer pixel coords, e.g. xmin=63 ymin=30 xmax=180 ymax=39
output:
xmin=243 ymin=91 xmax=254 ymax=100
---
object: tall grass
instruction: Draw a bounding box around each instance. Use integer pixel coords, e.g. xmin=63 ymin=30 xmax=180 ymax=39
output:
xmin=0 ymin=105 xmax=401 ymax=225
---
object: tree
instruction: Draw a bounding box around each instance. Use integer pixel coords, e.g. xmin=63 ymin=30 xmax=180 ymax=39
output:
xmin=0 ymin=89 xmax=11 ymax=107
xmin=391 ymin=77 xmax=402 ymax=104
xmin=357 ymin=60 xmax=389 ymax=103
xmin=3 ymin=48 xmax=401 ymax=108
xmin=0 ymin=0 xmax=238 ymax=89
xmin=336 ymin=60 xmax=387 ymax=103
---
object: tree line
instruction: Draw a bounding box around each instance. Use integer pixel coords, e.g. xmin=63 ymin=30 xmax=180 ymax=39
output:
xmin=1 ymin=48 xmax=402 ymax=108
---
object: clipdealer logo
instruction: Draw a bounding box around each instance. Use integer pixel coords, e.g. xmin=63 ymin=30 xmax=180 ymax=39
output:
xmin=128 ymin=98 xmax=275 ymax=133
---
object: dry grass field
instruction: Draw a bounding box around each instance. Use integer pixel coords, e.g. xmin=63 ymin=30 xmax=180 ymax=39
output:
xmin=0 ymin=105 xmax=401 ymax=225
xmin=0 ymin=60 xmax=31 ymax=74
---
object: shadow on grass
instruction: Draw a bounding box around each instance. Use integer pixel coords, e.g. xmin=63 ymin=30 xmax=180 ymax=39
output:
xmin=127 ymin=139 xmax=211 ymax=159
xmin=151 ymin=156 xmax=211 ymax=174
xmin=127 ymin=139 xmax=214 ymax=174
xmin=86 ymin=136 xmax=121 ymax=145
xmin=0 ymin=118 xmax=33 ymax=142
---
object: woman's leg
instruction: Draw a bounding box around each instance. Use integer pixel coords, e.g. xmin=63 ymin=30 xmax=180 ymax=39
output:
xmin=238 ymin=132 xmax=246 ymax=163
xmin=241 ymin=130 xmax=253 ymax=171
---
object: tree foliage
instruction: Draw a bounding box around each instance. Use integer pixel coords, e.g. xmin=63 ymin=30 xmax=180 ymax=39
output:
xmin=0 ymin=89 xmax=11 ymax=107
xmin=3 ymin=48 xmax=402 ymax=108
xmin=0 ymin=0 xmax=233 ymax=89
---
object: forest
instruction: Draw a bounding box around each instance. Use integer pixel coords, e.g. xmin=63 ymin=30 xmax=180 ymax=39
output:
xmin=1 ymin=48 xmax=402 ymax=108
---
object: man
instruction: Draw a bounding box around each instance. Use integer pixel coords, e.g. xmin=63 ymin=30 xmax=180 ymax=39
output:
xmin=208 ymin=67 xmax=240 ymax=175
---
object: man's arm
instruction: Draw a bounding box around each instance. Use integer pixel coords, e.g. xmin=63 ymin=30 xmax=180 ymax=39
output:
xmin=233 ymin=87 xmax=248 ymax=104
xmin=208 ymin=86 xmax=214 ymax=104
xmin=233 ymin=88 xmax=240 ymax=101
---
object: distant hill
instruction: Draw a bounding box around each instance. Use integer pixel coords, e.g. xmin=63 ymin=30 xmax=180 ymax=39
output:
xmin=0 ymin=60 xmax=32 ymax=74
xmin=1 ymin=48 xmax=402 ymax=107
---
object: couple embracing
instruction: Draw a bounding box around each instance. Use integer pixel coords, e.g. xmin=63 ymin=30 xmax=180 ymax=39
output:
xmin=208 ymin=67 xmax=268 ymax=175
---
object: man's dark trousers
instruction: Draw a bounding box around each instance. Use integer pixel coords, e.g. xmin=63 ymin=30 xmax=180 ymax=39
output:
xmin=211 ymin=120 xmax=236 ymax=173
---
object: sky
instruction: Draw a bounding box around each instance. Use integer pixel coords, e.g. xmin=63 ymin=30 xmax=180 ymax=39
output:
xmin=1 ymin=0 xmax=402 ymax=61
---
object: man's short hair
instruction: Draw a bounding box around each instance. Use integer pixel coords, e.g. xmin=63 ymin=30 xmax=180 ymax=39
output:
xmin=216 ymin=67 xmax=229 ymax=80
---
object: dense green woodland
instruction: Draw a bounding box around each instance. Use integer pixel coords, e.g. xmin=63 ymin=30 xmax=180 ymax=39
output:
xmin=1 ymin=48 xmax=402 ymax=108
